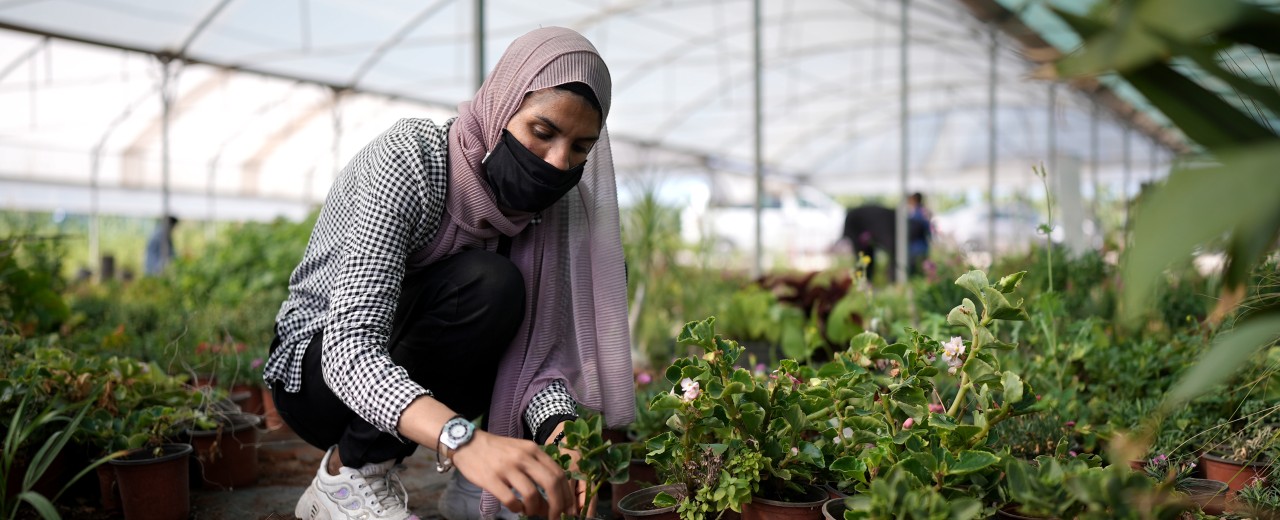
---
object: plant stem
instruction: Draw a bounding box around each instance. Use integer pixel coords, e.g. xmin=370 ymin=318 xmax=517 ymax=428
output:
xmin=947 ymin=323 xmax=987 ymax=418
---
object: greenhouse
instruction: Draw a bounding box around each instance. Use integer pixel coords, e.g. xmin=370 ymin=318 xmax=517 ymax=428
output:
xmin=0 ymin=0 xmax=1276 ymax=519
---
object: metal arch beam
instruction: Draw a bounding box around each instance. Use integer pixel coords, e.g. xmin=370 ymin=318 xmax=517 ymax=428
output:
xmin=348 ymin=0 xmax=454 ymax=89
xmin=643 ymin=38 xmax=1033 ymax=148
xmin=173 ymin=0 xmax=235 ymax=57
xmin=794 ymin=96 xmax=1060 ymax=173
xmin=613 ymin=7 xmax=971 ymax=91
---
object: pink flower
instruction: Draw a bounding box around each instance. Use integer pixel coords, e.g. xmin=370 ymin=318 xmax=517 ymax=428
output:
xmin=889 ymin=368 xmax=900 ymax=377
xmin=636 ymin=372 xmax=653 ymax=385
xmin=1069 ymin=451 xmax=1078 ymax=457
xmin=1064 ymin=421 xmax=1076 ymax=428
xmin=250 ymin=357 xmax=263 ymax=369
xmin=928 ymin=403 xmax=945 ymax=414
xmin=902 ymin=418 xmax=914 ymax=429
xmin=754 ymin=363 xmax=767 ymax=376
xmin=680 ymin=378 xmax=700 ymax=402
xmin=790 ymin=446 xmax=800 ymax=456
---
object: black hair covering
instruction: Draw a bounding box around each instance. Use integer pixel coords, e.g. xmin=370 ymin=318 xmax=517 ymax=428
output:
xmin=554 ymin=81 xmax=603 ymax=116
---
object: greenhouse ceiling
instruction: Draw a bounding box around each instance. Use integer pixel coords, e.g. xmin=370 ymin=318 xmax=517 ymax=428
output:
xmin=0 ymin=0 xmax=1183 ymax=219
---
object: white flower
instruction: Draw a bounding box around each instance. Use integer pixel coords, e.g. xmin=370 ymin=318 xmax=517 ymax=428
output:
xmin=941 ymin=336 xmax=966 ymax=374
xmin=680 ymin=378 xmax=700 ymax=402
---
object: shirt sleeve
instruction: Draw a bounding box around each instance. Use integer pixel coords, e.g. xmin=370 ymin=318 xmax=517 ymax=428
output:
xmin=525 ymin=380 xmax=578 ymax=440
xmin=321 ymin=134 xmax=432 ymax=436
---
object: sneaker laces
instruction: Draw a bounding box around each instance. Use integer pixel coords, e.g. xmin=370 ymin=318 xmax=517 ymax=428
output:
xmin=354 ymin=463 xmax=410 ymax=515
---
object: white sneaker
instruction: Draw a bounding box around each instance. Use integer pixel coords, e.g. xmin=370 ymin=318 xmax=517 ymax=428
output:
xmin=294 ymin=446 xmax=420 ymax=520
xmin=438 ymin=471 xmax=519 ymax=520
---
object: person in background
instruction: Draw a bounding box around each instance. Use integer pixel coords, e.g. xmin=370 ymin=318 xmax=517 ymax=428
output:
xmin=264 ymin=27 xmax=633 ymax=520
xmin=144 ymin=214 xmax=178 ymax=276
xmin=907 ymin=192 xmax=932 ymax=276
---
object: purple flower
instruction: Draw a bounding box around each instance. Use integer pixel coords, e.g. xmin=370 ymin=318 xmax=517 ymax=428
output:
xmin=1069 ymin=450 xmax=1078 ymax=457
xmin=250 ymin=357 xmax=263 ymax=369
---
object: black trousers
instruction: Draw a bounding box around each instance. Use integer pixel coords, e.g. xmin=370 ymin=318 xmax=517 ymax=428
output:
xmin=272 ymin=249 xmax=526 ymax=467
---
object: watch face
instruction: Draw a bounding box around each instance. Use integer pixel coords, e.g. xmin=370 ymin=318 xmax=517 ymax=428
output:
xmin=449 ymin=422 xmax=469 ymax=440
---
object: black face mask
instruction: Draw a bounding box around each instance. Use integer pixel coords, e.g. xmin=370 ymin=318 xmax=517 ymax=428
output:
xmin=482 ymin=129 xmax=585 ymax=213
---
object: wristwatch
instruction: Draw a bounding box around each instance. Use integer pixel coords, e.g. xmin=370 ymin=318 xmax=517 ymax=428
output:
xmin=435 ymin=416 xmax=475 ymax=473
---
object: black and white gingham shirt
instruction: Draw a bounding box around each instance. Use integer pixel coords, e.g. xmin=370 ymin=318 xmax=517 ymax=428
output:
xmin=265 ymin=118 xmax=575 ymax=436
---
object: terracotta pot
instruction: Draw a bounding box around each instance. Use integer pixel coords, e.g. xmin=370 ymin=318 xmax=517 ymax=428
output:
xmin=188 ymin=413 xmax=261 ymax=489
xmin=231 ymin=384 xmax=264 ymax=415
xmin=1178 ymin=477 xmax=1229 ymax=515
xmin=821 ymin=498 xmax=847 ymax=520
xmin=261 ymin=387 xmax=285 ymax=431
xmin=612 ymin=459 xmax=659 ymax=514
xmin=110 ymin=443 xmax=192 ymax=520
xmin=742 ymin=485 xmax=828 ymax=520
xmin=617 ymin=484 xmax=682 ymax=520
xmin=95 ymin=463 xmax=121 ymax=513
xmin=1199 ymin=451 xmax=1270 ymax=497
xmin=822 ymin=482 xmax=847 ymax=500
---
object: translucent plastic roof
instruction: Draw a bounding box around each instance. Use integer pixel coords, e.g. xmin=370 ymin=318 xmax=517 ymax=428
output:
xmin=0 ymin=0 xmax=1179 ymax=219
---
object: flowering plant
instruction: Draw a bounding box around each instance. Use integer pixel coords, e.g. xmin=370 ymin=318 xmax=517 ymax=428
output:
xmin=645 ymin=317 xmax=824 ymax=519
xmin=1142 ymin=453 xmax=1198 ymax=487
xmin=815 ymin=270 xmax=1041 ymax=517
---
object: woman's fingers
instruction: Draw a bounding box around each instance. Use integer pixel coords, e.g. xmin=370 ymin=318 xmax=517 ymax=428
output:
xmin=450 ymin=431 xmax=577 ymax=519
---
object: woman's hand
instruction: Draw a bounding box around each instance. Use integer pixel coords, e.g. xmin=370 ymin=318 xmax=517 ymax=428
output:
xmin=397 ymin=395 xmax=577 ymax=519
xmin=451 ymin=430 xmax=578 ymax=520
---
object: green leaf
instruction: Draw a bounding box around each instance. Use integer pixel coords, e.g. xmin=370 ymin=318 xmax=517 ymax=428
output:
xmin=947 ymin=299 xmax=980 ymax=330
xmin=650 ymin=392 xmax=684 ymax=411
xmin=1001 ymin=372 xmax=1024 ymax=406
xmin=1122 ymin=145 xmax=1280 ymax=320
xmin=848 ymin=332 xmax=887 ymax=354
xmin=983 ymin=287 xmax=1029 ymax=322
xmin=948 ymin=497 xmax=982 ymax=520
xmin=19 ymin=491 xmax=59 ymax=520
xmin=1121 ymin=62 xmax=1276 ymax=151
xmin=954 ymin=271 xmax=989 ymax=301
xmin=947 ymin=450 xmax=1000 ymax=476
xmin=1162 ymin=312 xmax=1280 ymax=409
xmin=653 ymin=491 xmax=677 ymax=508
xmin=993 ymin=271 xmax=1026 ymax=293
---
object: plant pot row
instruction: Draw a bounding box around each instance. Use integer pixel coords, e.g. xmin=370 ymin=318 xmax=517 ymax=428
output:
xmin=96 ymin=413 xmax=263 ymax=519
xmin=616 ymin=483 xmax=830 ymax=520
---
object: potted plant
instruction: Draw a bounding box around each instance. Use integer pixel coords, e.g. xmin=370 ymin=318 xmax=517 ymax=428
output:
xmin=819 ymin=270 xmax=1041 ymax=519
xmin=1141 ymin=453 xmax=1228 ymax=515
xmin=999 ymin=455 xmax=1189 ymax=520
xmin=1201 ymin=422 xmax=1277 ymax=497
xmin=186 ymin=407 xmax=262 ymax=490
xmin=641 ymin=317 xmax=770 ymax=520
xmin=1235 ymin=477 xmax=1280 ymax=520
xmin=544 ymin=414 xmax=631 ymax=519
xmin=107 ymin=405 xmax=198 ymax=520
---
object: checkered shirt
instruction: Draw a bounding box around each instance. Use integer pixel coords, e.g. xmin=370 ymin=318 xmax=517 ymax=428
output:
xmin=264 ymin=117 xmax=576 ymax=436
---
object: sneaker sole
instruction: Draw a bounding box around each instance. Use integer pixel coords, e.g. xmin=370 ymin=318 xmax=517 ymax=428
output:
xmin=295 ymin=482 xmax=329 ymax=520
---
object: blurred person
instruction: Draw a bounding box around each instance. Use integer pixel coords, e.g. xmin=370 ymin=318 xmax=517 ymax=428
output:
xmin=907 ymin=192 xmax=932 ymax=276
xmin=143 ymin=214 xmax=178 ymax=276
xmin=263 ymin=27 xmax=632 ymax=520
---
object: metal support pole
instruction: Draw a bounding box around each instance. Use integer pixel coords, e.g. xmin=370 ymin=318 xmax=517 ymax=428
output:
xmin=207 ymin=157 xmax=217 ymax=240
xmin=1089 ymin=100 xmax=1100 ymax=218
xmin=1122 ymin=124 xmax=1132 ymax=237
xmin=159 ymin=57 xmax=174 ymax=272
xmin=475 ymin=0 xmax=486 ymax=91
xmin=89 ymin=149 xmax=100 ymax=281
xmin=752 ymin=0 xmax=764 ymax=278
xmin=986 ymin=24 xmax=997 ymax=260
xmin=1148 ymin=138 xmax=1157 ymax=183
xmin=895 ymin=0 xmax=909 ymax=283
xmin=1047 ymin=83 xmax=1057 ymax=175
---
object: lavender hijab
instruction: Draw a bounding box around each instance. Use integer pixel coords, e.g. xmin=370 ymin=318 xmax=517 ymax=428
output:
xmin=407 ymin=27 xmax=633 ymax=515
